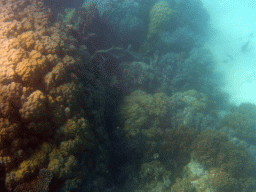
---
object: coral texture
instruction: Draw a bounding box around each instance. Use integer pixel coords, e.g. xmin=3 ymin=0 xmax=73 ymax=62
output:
xmin=102 ymin=0 xmax=146 ymax=45
xmin=0 ymin=0 xmax=103 ymax=191
xmin=121 ymin=90 xmax=170 ymax=137
xmin=220 ymin=105 xmax=256 ymax=145
xmin=121 ymin=61 xmax=155 ymax=93
xmin=14 ymin=168 xmax=53 ymax=192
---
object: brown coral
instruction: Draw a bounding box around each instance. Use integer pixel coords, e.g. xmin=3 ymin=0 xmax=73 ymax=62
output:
xmin=15 ymin=50 xmax=50 ymax=86
xmin=19 ymin=90 xmax=48 ymax=121
xmin=17 ymin=31 xmax=39 ymax=51
xmin=121 ymin=90 xmax=170 ymax=137
xmin=14 ymin=168 xmax=53 ymax=192
xmin=48 ymin=115 xmax=95 ymax=183
xmin=0 ymin=0 xmax=97 ymax=191
xmin=0 ymin=82 xmax=23 ymax=117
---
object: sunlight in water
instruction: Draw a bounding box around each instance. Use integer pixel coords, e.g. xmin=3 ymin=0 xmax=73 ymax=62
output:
xmin=202 ymin=0 xmax=256 ymax=105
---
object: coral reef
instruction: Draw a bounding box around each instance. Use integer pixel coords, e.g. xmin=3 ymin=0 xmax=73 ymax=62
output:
xmin=171 ymin=47 xmax=215 ymax=93
xmin=121 ymin=90 xmax=170 ymax=137
xmin=7 ymin=143 xmax=52 ymax=188
xmin=168 ymin=89 xmax=215 ymax=130
xmin=208 ymin=168 xmax=238 ymax=191
xmin=191 ymin=131 xmax=256 ymax=190
xmin=137 ymin=160 xmax=172 ymax=191
xmin=219 ymin=112 xmax=256 ymax=145
xmin=79 ymin=2 xmax=101 ymax=37
xmin=14 ymin=168 xmax=53 ymax=192
xmin=119 ymin=88 xmax=256 ymax=190
xmin=120 ymin=61 xmax=156 ymax=93
xmin=151 ymin=129 xmax=256 ymax=192
xmin=154 ymin=46 xmax=219 ymax=101
xmin=170 ymin=178 xmax=196 ymax=192
xmin=234 ymin=102 xmax=256 ymax=120
xmin=62 ymin=2 xmax=117 ymax=55
xmin=141 ymin=0 xmax=176 ymax=53
xmin=19 ymin=90 xmax=48 ymax=121
xmin=48 ymin=115 xmax=96 ymax=182
xmin=102 ymin=0 xmax=146 ymax=47
xmin=0 ymin=0 xmax=108 ymax=191
xmin=176 ymin=90 xmax=209 ymax=112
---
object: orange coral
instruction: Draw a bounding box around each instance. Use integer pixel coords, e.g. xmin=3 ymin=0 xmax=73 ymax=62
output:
xmin=35 ymin=36 xmax=60 ymax=55
xmin=15 ymin=50 xmax=49 ymax=86
xmin=0 ymin=82 xmax=23 ymax=116
xmin=17 ymin=31 xmax=39 ymax=51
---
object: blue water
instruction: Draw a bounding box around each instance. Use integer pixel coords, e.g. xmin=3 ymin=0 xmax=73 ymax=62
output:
xmin=201 ymin=0 xmax=256 ymax=106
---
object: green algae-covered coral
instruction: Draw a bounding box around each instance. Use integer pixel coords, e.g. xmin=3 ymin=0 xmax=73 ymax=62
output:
xmin=121 ymin=90 xmax=170 ymax=137
xmin=141 ymin=0 xmax=176 ymax=53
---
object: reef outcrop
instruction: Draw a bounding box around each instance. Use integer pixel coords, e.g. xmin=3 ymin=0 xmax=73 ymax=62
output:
xmin=0 ymin=0 xmax=111 ymax=191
